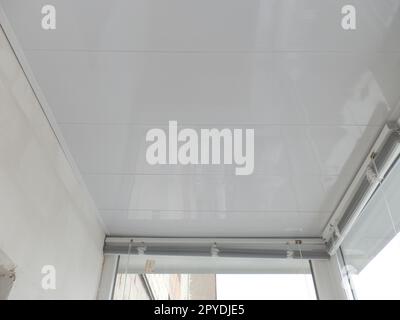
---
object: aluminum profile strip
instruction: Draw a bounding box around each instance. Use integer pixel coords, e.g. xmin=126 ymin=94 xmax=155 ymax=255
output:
xmin=337 ymin=176 xmax=371 ymax=232
xmin=104 ymin=236 xmax=329 ymax=260
xmin=323 ymin=123 xmax=400 ymax=255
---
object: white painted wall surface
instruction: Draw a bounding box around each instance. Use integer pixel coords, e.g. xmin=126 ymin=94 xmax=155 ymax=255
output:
xmin=0 ymin=26 xmax=105 ymax=299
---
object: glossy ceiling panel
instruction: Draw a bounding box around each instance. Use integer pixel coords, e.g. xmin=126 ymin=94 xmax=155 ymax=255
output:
xmin=84 ymin=173 xmax=345 ymax=214
xmin=57 ymin=123 xmax=379 ymax=176
xmin=100 ymin=211 xmax=330 ymax=237
xmin=21 ymin=51 xmax=400 ymax=126
xmin=1 ymin=0 xmax=399 ymax=237
xmin=2 ymin=0 xmax=400 ymax=52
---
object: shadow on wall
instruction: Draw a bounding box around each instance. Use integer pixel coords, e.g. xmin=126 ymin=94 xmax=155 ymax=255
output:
xmin=0 ymin=249 xmax=16 ymax=299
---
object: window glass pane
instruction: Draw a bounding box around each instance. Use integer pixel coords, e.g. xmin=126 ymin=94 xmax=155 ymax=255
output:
xmin=113 ymin=274 xmax=151 ymax=300
xmin=113 ymin=256 xmax=316 ymax=299
xmin=216 ymin=274 xmax=316 ymax=300
xmin=113 ymin=273 xmax=215 ymax=300
xmin=341 ymin=159 xmax=400 ymax=300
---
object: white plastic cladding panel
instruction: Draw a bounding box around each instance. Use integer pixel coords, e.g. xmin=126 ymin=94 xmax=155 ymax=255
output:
xmin=1 ymin=0 xmax=400 ymax=237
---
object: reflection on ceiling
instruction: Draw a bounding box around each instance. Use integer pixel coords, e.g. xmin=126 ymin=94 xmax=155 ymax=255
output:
xmin=1 ymin=0 xmax=400 ymax=236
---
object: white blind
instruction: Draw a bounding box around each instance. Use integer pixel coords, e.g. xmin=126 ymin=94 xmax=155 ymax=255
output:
xmin=341 ymin=158 xmax=400 ymax=272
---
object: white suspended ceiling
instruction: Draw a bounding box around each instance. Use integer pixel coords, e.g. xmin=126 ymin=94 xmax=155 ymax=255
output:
xmin=1 ymin=0 xmax=400 ymax=237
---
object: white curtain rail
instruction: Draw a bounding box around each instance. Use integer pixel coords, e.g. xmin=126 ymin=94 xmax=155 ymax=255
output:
xmin=104 ymin=236 xmax=329 ymax=260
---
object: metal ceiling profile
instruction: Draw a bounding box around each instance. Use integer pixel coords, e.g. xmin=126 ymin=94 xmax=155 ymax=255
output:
xmin=104 ymin=237 xmax=329 ymax=260
xmin=323 ymin=122 xmax=400 ymax=255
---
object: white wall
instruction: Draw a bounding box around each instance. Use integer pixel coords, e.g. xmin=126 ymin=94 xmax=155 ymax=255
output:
xmin=0 ymin=26 xmax=105 ymax=299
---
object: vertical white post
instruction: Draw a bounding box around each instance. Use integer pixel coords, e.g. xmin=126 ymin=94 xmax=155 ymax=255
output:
xmin=310 ymin=254 xmax=348 ymax=300
xmin=97 ymin=255 xmax=119 ymax=300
